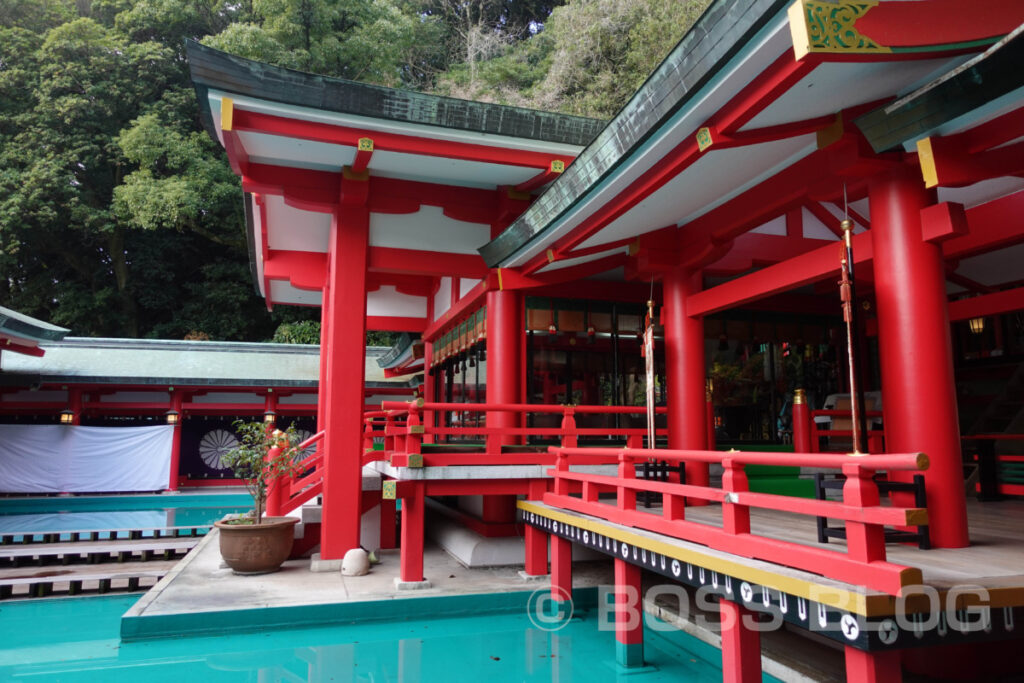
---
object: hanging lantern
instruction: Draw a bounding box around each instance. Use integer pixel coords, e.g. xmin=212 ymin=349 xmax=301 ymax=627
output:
xmin=165 ymin=409 xmax=180 ymax=425
xmin=969 ymin=317 xmax=985 ymax=335
xmin=263 ymin=410 xmax=276 ymax=424
xmin=59 ymin=409 xmax=75 ymax=425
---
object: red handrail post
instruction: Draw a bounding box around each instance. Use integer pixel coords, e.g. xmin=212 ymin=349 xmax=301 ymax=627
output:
xmin=554 ymin=450 xmax=570 ymax=495
xmin=841 ymin=463 xmax=885 ymax=564
xmin=384 ymin=412 xmax=396 ymax=455
xmin=618 ymin=452 xmax=636 ymax=511
xmin=363 ymin=418 xmax=375 ymax=455
xmin=721 ymin=457 xmax=750 ymax=535
xmin=406 ymin=399 xmax=424 ymax=456
xmin=792 ymin=389 xmax=812 ymax=454
xmin=264 ymin=444 xmax=284 ymax=518
xmin=560 ymin=406 xmax=578 ymax=449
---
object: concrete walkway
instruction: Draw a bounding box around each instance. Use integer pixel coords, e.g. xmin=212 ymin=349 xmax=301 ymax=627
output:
xmin=122 ymin=527 xmax=610 ymax=640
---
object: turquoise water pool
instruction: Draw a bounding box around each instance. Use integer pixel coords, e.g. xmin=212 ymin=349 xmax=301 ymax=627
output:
xmin=0 ymin=594 xmax=779 ymax=682
xmin=0 ymin=493 xmax=253 ymax=540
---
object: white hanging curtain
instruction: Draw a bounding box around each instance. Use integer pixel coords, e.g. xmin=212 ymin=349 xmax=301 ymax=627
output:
xmin=0 ymin=425 xmax=173 ymax=493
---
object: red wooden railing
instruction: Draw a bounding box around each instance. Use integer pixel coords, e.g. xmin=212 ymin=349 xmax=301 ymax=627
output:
xmin=367 ymin=400 xmax=668 ymax=467
xmin=807 ymin=409 xmax=886 ymax=453
xmin=545 ymin=445 xmax=929 ymax=596
xmin=265 ymin=430 xmax=325 ymax=517
xmin=961 ymin=434 xmax=1024 ymax=498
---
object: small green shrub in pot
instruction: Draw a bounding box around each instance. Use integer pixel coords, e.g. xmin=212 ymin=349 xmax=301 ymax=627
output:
xmin=220 ymin=420 xmax=305 ymax=524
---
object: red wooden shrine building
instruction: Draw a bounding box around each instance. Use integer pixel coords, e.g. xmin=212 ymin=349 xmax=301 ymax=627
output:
xmin=0 ymin=326 xmax=416 ymax=490
xmin=187 ymin=0 xmax=1024 ymax=680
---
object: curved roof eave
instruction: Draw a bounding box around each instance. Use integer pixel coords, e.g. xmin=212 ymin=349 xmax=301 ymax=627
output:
xmin=0 ymin=306 xmax=70 ymax=345
xmin=185 ymin=40 xmax=604 ymax=151
xmin=478 ymin=0 xmax=792 ymax=268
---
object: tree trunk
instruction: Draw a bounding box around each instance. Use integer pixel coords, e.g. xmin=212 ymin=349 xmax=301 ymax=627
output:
xmin=108 ymin=226 xmax=139 ymax=337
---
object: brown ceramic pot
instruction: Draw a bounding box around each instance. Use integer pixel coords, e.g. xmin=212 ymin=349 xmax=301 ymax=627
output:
xmin=214 ymin=516 xmax=299 ymax=574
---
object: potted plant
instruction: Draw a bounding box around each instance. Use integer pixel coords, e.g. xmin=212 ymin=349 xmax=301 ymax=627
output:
xmin=214 ymin=420 xmax=304 ymax=574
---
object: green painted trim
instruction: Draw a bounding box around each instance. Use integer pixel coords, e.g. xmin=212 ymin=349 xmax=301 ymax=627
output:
xmin=0 ymin=493 xmax=252 ymax=514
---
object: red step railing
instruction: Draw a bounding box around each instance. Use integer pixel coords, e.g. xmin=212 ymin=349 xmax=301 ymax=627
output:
xmin=368 ymin=400 xmax=668 ymax=467
xmin=545 ymin=445 xmax=929 ymax=596
xmin=266 ymin=430 xmax=325 ymax=517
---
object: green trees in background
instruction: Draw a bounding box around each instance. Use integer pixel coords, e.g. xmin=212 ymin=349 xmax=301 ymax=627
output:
xmin=0 ymin=0 xmax=706 ymax=341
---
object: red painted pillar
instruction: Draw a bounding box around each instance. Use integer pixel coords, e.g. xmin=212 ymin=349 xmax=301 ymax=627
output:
xmin=483 ymin=287 xmax=522 ymax=523
xmin=317 ymin=293 xmax=330 ymax=431
xmin=379 ymin=497 xmax=397 ymax=549
xmin=166 ymin=392 xmax=183 ymax=491
xmin=870 ymin=166 xmax=968 ymax=548
xmin=792 ymin=388 xmax=812 ymax=453
xmin=845 ymin=646 xmax=902 ymax=683
xmin=614 ymin=558 xmax=644 ymax=667
xmin=320 ymin=201 xmax=369 ymax=559
xmin=550 ymin=534 xmax=572 ymax=602
xmin=719 ymin=599 xmax=761 ymax=683
xmin=664 ymin=267 xmax=708 ymax=494
xmin=524 ymin=480 xmax=548 ymax=575
xmin=400 ymin=482 xmax=425 ymax=582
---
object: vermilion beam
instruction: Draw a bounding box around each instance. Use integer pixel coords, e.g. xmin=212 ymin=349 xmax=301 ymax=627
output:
xmin=948 ymin=286 xmax=1024 ymax=321
xmin=366 ymin=316 xmax=426 ymax=332
xmin=264 ymin=250 xmax=327 ymax=291
xmin=709 ymin=52 xmax=822 ymax=134
xmin=804 ymin=202 xmax=845 ymax=238
xmin=943 ymin=189 xmax=1024 ymax=259
xmin=919 ymin=135 xmax=1024 ymax=189
xmin=0 ymin=340 xmax=45 ymax=357
xmin=704 ymin=233 xmax=834 ymax=275
xmin=422 ymin=278 xmax=491 ymax=342
xmin=231 ymin=108 xmax=571 ymax=170
xmin=369 ymin=246 xmax=488 ymax=279
xmin=501 ymin=253 xmax=628 ymax=290
xmin=688 ymin=231 xmax=872 ymax=317
xmin=514 ymin=160 xmax=565 ymax=193
xmin=852 ymin=0 xmax=1022 ymax=52
xmin=518 ymin=57 xmax=830 ymax=275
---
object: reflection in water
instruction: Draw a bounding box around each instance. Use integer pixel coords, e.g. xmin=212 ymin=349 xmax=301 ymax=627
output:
xmin=2 ymin=596 xmax=732 ymax=682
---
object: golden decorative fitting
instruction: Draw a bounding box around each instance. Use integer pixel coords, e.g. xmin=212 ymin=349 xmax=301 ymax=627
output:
xmin=550 ymin=160 xmax=565 ymax=173
xmin=696 ymin=127 xmax=713 ymax=152
xmin=840 ymin=218 xmax=854 ymax=233
xmin=408 ymin=425 xmax=425 ymax=434
xmin=407 ymin=454 xmax=424 ymax=468
xmin=788 ymin=1 xmax=890 ymax=60
xmin=793 ymin=388 xmax=806 ymax=405
xmin=382 ymin=481 xmax=397 ymax=500
xmin=847 ymin=450 xmax=867 ymax=457
xmin=357 ymin=137 xmax=374 ymax=152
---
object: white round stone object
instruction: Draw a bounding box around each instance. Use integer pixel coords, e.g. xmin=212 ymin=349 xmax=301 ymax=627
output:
xmin=341 ymin=548 xmax=370 ymax=576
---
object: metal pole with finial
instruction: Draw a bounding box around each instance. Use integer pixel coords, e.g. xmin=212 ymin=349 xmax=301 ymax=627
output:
xmin=644 ymin=298 xmax=656 ymax=450
xmin=839 ymin=218 xmax=869 ymax=453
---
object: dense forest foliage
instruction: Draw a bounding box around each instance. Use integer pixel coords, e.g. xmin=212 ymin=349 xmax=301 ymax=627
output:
xmin=0 ymin=0 xmax=707 ymax=342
